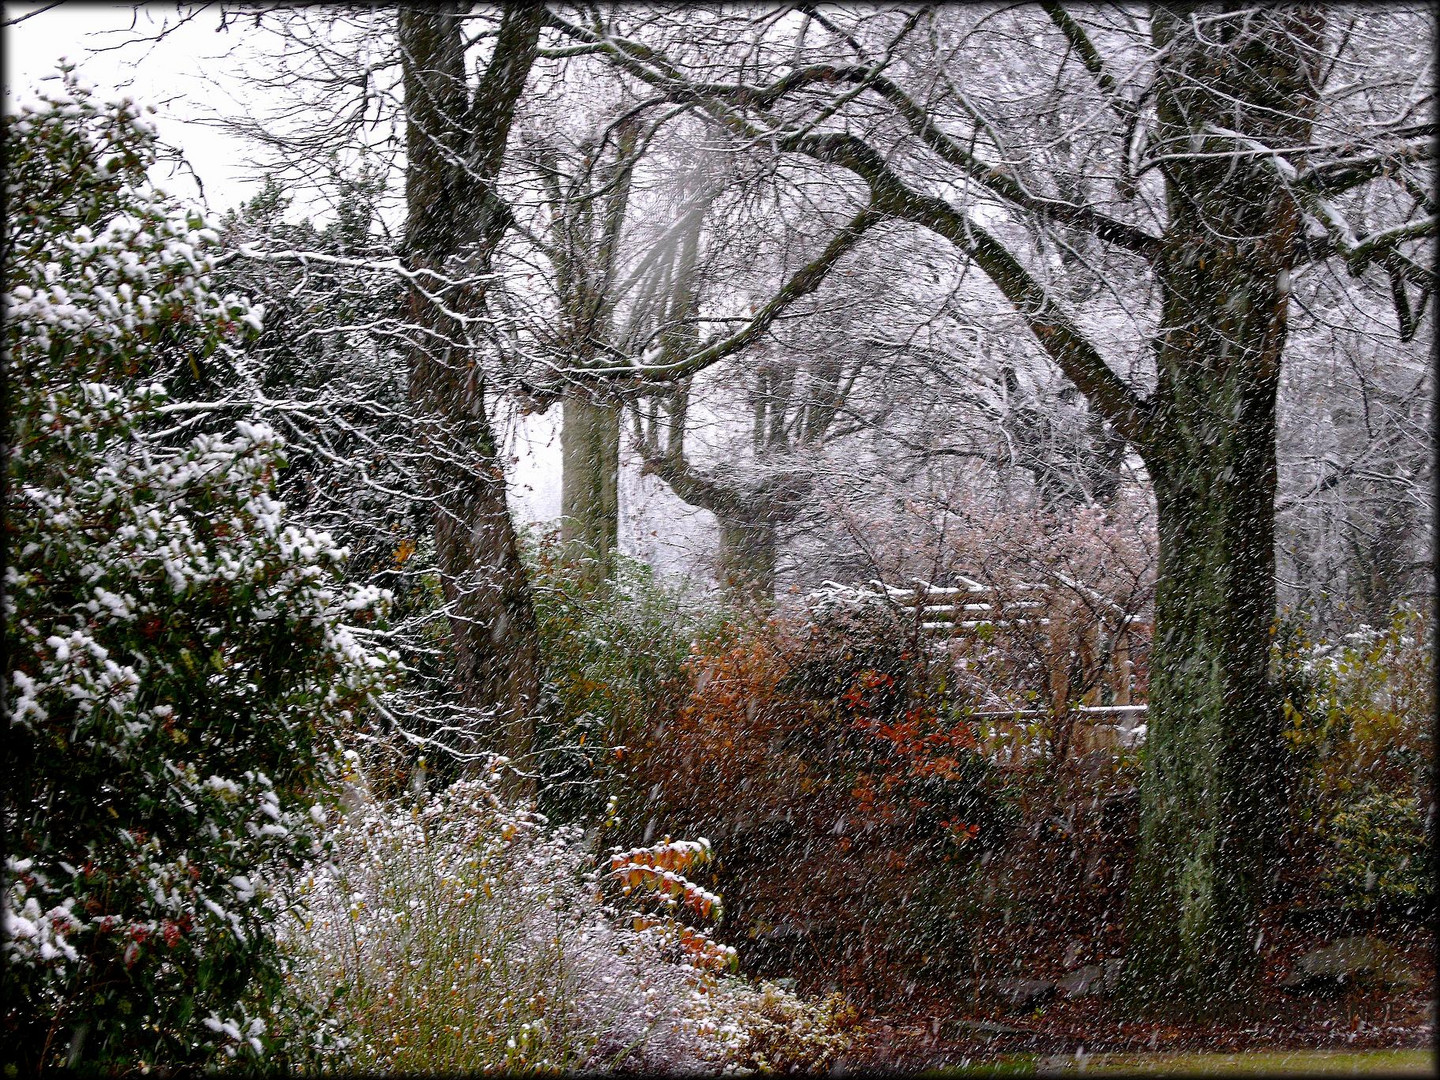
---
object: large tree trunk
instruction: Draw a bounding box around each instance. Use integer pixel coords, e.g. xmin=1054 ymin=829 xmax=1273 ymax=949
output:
xmin=406 ymin=285 xmax=541 ymax=778
xmin=560 ymin=390 xmax=620 ymax=586
xmin=399 ymin=5 xmax=544 ymax=787
xmin=717 ymin=517 xmax=777 ymax=601
xmin=1124 ymin=415 xmax=1283 ymax=1003
xmin=1119 ymin=5 xmax=1322 ymax=1006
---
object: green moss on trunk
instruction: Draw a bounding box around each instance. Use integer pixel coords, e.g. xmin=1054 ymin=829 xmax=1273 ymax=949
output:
xmin=1119 ymin=6 xmax=1322 ymax=1007
xmin=561 ymin=391 xmax=620 ymax=586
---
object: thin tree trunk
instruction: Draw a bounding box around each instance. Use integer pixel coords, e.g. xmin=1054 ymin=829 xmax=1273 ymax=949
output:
xmin=548 ymin=126 xmax=637 ymax=589
xmin=560 ymin=390 xmax=620 ymax=586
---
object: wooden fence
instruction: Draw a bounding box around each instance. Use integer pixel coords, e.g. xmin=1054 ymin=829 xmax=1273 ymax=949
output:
xmin=811 ymin=576 xmax=1149 ymax=758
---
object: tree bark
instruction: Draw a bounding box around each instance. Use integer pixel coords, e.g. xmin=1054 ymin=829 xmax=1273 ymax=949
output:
xmin=717 ymin=517 xmax=778 ymax=601
xmin=409 ymin=312 xmax=541 ymax=777
xmin=560 ymin=390 xmax=620 ymax=586
xmin=1118 ymin=5 xmax=1322 ymax=1006
xmin=399 ymin=5 xmax=545 ymax=787
xmin=1124 ymin=420 xmax=1283 ymax=1003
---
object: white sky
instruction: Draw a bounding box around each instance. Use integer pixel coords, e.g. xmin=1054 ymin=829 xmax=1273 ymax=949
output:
xmin=4 ymin=2 xmax=260 ymax=211
xmin=2 ymin=2 xmax=720 ymax=580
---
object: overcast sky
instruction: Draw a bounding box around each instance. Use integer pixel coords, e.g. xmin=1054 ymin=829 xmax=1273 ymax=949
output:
xmin=2 ymin=2 xmax=720 ymax=576
xmin=4 ymin=2 xmax=266 ymax=212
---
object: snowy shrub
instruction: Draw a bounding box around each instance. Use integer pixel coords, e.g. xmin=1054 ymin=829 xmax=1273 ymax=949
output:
xmin=3 ymin=69 xmax=393 ymax=1070
xmin=283 ymin=761 xmax=857 ymax=1073
xmin=716 ymin=981 xmax=859 ymax=1074
xmin=1276 ymin=609 xmax=1433 ymax=916
xmin=1280 ymin=610 xmax=1432 ymax=798
xmin=529 ymin=532 xmax=727 ymax=827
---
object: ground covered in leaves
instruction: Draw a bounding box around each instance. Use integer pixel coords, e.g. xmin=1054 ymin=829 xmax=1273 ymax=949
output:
xmin=837 ymin=923 xmax=1433 ymax=1071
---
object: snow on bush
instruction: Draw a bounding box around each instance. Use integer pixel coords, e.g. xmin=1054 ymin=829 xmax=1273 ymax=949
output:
xmin=285 ymin=759 xmax=856 ymax=1073
xmin=3 ymin=68 xmax=394 ymax=1070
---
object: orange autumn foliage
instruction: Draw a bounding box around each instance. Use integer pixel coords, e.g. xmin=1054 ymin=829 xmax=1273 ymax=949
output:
xmin=630 ymin=615 xmax=1002 ymax=1001
xmin=603 ymin=837 xmax=736 ymax=972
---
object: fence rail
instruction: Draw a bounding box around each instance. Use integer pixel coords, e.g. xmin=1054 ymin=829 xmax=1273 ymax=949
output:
xmin=809 ymin=577 xmax=1150 ymax=755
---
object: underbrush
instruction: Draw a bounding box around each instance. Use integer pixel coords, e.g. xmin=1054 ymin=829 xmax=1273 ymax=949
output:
xmin=950 ymin=608 xmax=1434 ymax=990
xmin=523 ymin=536 xmax=1430 ymax=1021
xmin=630 ymin=597 xmax=1007 ymax=1003
xmin=1276 ymin=608 xmax=1433 ymax=921
xmin=276 ymin=757 xmax=857 ymax=1073
xmin=529 ymin=535 xmax=731 ymax=827
xmin=962 ymin=750 xmax=1142 ymax=987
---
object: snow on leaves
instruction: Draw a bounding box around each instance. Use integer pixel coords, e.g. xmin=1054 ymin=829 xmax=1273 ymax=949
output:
xmin=3 ymin=68 xmax=395 ymax=1069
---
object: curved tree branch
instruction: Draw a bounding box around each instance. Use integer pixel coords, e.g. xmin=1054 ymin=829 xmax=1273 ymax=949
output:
xmin=789 ymin=131 xmax=1155 ymax=447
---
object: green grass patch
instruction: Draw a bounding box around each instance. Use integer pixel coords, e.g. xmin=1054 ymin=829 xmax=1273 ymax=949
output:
xmin=1035 ymin=1048 xmax=1435 ymax=1075
xmin=911 ymin=1049 xmax=1435 ymax=1076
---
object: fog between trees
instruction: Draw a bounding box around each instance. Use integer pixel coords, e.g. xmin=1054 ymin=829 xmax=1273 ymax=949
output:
xmin=8 ymin=3 xmax=1432 ymax=1040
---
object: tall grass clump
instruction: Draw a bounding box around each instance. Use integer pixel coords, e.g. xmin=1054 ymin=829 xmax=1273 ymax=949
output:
xmin=279 ymin=756 xmax=857 ymax=1073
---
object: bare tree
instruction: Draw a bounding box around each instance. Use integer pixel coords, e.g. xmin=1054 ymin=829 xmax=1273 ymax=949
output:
xmin=543 ymin=2 xmax=1436 ymax=1002
xmin=1275 ymin=266 xmax=1434 ymax=630
xmin=154 ymin=3 xmax=888 ymax=778
xmin=391 ymin=5 xmax=548 ymax=788
xmin=625 ymin=197 xmax=876 ymax=599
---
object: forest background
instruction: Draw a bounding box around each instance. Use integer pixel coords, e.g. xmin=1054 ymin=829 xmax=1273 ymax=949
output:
xmin=3 ymin=3 xmax=1434 ymax=1073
